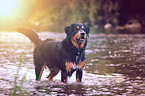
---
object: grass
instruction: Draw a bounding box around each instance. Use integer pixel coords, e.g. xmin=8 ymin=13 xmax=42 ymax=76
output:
xmin=12 ymin=54 xmax=28 ymax=96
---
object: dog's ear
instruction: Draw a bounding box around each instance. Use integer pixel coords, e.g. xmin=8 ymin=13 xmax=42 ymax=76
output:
xmin=86 ymin=26 xmax=90 ymax=37
xmin=65 ymin=26 xmax=72 ymax=37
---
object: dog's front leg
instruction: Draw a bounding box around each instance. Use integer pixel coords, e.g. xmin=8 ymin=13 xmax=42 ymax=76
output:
xmin=76 ymin=61 xmax=85 ymax=82
xmin=76 ymin=69 xmax=83 ymax=82
xmin=61 ymin=71 xmax=68 ymax=83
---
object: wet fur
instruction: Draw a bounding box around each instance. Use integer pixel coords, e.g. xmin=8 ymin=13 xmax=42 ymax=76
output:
xmin=16 ymin=23 xmax=90 ymax=83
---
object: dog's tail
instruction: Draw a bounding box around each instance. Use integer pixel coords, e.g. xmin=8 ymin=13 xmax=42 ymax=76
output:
xmin=16 ymin=27 xmax=42 ymax=45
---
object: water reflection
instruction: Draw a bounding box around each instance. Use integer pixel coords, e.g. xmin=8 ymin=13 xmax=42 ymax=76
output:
xmin=0 ymin=32 xmax=145 ymax=95
xmin=87 ymin=34 xmax=145 ymax=77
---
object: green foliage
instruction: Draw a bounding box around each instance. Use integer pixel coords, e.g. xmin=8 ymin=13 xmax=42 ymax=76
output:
xmin=0 ymin=0 xmax=120 ymax=32
xmin=30 ymin=0 xmax=120 ymax=32
xmin=89 ymin=0 xmax=100 ymax=26
xmin=13 ymin=54 xmax=28 ymax=96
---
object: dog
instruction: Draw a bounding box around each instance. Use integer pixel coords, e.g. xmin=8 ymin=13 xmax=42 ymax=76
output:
xmin=16 ymin=23 xmax=90 ymax=83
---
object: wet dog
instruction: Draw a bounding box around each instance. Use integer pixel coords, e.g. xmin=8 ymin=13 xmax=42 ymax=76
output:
xmin=16 ymin=23 xmax=90 ymax=83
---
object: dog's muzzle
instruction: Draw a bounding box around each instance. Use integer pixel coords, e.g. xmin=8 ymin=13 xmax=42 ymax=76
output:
xmin=76 ymin=30 xmax=86 ymax=43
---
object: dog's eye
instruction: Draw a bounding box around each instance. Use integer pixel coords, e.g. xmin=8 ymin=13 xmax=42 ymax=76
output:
xmin=81 ymin=26 xmax=86 ymax=31
xmin=73 ymin=26 xmax=79 ymax=31
xmin=82 ymin=26 xmax=84 ymax=29
xmin=77 ymin=26 xmax=79 ymax=29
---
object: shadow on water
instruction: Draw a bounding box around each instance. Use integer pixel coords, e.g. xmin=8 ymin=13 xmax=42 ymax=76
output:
xmin=0 ymin=31 xmax=145 ymax=95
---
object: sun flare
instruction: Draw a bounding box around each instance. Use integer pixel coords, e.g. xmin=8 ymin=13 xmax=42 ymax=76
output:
xmin=0 ymin=0 xmax=17 ymax=16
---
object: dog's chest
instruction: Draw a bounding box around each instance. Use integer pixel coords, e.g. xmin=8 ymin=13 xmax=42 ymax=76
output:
xmin=58 ymin=41 xmax=86 ymax=71
xmin=65 ymin=52 xmax=85 ymax=72
xmin=65 ymin=61 xmax=85 ymax=72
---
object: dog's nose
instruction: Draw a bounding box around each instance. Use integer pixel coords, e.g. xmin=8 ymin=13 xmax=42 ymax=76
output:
xmin=81 ymin=33 xmax=85 ymax=39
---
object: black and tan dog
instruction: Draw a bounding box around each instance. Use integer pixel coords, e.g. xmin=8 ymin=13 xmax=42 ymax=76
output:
xmin=16 ymin=23 xmax=90 ymax=83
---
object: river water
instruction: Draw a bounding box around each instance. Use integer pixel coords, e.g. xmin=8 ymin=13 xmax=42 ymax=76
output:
xmin=0 ymin=32 xmax=145 ymax=95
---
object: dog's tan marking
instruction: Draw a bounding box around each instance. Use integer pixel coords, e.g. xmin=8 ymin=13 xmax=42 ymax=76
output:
xmin=47 ymin=68 xmax=59 ymax=80
xmin=38 ymin=64 xmax=45 ymax=80
xmin=80 ymin=40 xmax=86 ymax=49
xmin=65 ymin=62 xmax=73 ymax=72
xmin=77 ymin=26 xmax=79 ymax=29
xmin=82 ymin=26 xmax=84 ymax=29
xmin=78 ymin=61 xmax=85 ymax=69
xmin=76 ymin=78 xmax=80 ymax=82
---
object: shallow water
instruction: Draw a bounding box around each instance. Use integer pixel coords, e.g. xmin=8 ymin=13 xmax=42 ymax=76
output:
xmin=0 ymin=32 xmax=145 ymax=95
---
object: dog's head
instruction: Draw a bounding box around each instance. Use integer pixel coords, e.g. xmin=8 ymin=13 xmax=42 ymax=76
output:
xmin=65 ymin=23 xmax=90 ymax=49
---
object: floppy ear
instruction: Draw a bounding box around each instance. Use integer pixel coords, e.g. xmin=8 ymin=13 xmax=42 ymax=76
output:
xmin=65 ymin=26 xmax=72 ymax=37
xmin=86 ymin=26 xmax=90 ymax=37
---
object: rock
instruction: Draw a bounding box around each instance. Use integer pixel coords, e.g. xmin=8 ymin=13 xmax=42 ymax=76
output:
xmin=104 ymin=23 xmax=112 ymax=29
xmin=124 ymin=19 xmax=142 ymax=29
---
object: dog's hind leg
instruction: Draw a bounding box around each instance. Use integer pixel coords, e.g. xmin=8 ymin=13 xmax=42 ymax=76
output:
xmin=38 ymin=64 xmax=45 ymax=80
xmin=47 ymin=68 xmax=59 ymax=80
xmin=34 ymin=52 xmax=46 ymax=80
xmin=35 ymin=62 xmax=45 ymax=80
